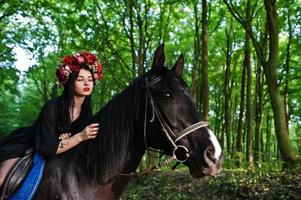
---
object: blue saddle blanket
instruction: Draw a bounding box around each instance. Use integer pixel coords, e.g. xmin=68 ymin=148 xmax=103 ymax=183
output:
xmin=9 ymin=152 xmax=45 ymax=200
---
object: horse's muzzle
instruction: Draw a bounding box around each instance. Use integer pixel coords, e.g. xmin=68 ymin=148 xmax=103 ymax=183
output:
xmin=189 ymin=147 xmax=223 ymax=178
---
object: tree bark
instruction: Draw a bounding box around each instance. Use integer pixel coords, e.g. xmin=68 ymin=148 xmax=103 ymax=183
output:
xmin=214 ymin=94 xmax=222 ymax=141
xmin=192 ymin=0 xmax=200 ymax=102
xmin=284 ymin=9 xmax=292 ymax=130
xmin=136 ymin=3 xmax=146 ymax=76
xmin=236 ymin=52 xmax=246 ymax=166
xmin=128 ymin=0 xmax=137 ymax=77
xmin=261 ymin=0 xmax=296 ymax=164
xmin=232 ymin=95 xmax=238 ymax=158
xmin=245 ymin=0 xmax=253 ymax=166
xmin=224 ymin=20 xmax=233 ymax=156
xmin=265 ymin=111 xmax=271 ymax=162
xmin=201 ymin=0 xmax=209 ymax=121
xmin=254 ymin=58 xmax=263 ymax=165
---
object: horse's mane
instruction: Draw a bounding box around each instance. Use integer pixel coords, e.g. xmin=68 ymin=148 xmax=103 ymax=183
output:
xmin=66 ymin=76 xmax=146 ymax=184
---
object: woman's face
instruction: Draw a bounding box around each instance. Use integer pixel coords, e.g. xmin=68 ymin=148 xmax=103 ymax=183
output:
xmin=74 ymin=68 xmax=94 ymax=96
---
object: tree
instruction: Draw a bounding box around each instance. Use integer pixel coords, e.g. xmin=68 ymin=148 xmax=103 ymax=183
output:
xmin=201 ymin=0 xmax=209 ymax=121
xmin=244 ymin=0 xmax=253 ymax=166
xmin=224 ymin=0 xmax=297 ymax=164
xmin=191 ymin=0 xmax=201 ymax=103
xmin=223 ymin=18 xmax=233 ymax=156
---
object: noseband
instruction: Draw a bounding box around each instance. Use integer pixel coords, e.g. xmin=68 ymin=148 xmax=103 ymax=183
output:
xmin=144 ymin=76 xmax=209 ymax=163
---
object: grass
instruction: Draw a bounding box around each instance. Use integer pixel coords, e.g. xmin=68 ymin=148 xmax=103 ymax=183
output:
xmin=122 ymin=165 xmax=301 ymax=200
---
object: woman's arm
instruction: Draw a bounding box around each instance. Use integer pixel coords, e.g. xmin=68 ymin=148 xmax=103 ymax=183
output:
xmin=56 ymin=123 xmax=99 ymax=154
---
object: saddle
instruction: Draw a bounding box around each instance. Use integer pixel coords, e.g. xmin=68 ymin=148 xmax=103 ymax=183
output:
xmin=0 ymin=149 xmax=34 ymax=200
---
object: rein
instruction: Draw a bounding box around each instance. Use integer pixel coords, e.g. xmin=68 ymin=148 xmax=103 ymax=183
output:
xmin=119 ymin=157 xmax=175 ymax=177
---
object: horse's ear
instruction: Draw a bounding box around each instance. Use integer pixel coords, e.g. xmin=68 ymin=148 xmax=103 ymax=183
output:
xmin=172 ymin=53 xmax=184 ymax=76
xmin=152 ymin=43 xmax=165 ymax=70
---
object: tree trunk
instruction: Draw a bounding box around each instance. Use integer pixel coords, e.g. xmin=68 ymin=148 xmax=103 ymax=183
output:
xmin=158 ymin=1 xmax=169 ymax=43
xmin=224 ymin=20 xmax=232 ymax=156
xmin=284 ymin=9 xmax=292 ymax=130
xmin=136 ymin=3 xmax=145 ymax=76
xmin=265 ymin=111 xmax=271 ymax=162
xmin=128 ymin=0 xmax=137 ymax=77
xmin=232 ymin=95 xmax=238 ymax=158
xmin=201 ymin=0 xmax=209 ymax=121
xmin=219 ymin=96 xmax=225 ymax=151
xmin=192 ymin=0 xmax=200 ymax=103
xmin=236 ymin=51 xmax=246 ymax=166
xmin=245 ymin=0 xmax=253 ymax=166
xmin=261 ymin=0 xmax=296 ymax=164
xmin=254 ymin=59 xmax=263 ymax=165
xmin=214 ymin=95 xmax=222 ymax=140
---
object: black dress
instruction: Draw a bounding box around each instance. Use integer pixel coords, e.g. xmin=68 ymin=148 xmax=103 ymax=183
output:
xmin=0 ymin=97 xmax=86 ymax=163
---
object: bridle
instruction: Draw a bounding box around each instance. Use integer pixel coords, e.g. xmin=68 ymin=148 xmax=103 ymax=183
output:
xmin=144 ymin=76 xmax=209 ymax=163
xmin=119 ymin=75 xmax=209 ymax=177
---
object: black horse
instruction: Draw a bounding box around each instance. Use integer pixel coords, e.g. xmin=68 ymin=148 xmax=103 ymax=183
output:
xmin=34 ymin=44 xmax=222 ymax=200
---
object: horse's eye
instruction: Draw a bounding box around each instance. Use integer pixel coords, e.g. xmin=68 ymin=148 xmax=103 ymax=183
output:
xmin=163 ymin=92 xmax=172 ymax=98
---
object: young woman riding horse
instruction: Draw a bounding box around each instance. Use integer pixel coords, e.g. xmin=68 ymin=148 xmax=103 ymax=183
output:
xmin=1 ymin=45 xmax=222 ymax=200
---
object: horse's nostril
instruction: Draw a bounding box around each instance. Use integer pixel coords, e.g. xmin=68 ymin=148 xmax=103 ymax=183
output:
xmin=206 ymin=148 xmax=217 ymax=164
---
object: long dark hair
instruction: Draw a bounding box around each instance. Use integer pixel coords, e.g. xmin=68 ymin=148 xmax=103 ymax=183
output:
xmin=55 ymin=68 xmax=94 ymax=135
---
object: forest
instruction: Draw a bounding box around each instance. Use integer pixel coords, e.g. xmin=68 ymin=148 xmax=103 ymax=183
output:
xmin=1 ymin=0 xmax=301 ymax=199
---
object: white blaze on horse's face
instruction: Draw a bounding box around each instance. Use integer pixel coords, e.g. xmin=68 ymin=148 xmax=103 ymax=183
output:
xmin=207 ymin=128 xmax=222 ymax=160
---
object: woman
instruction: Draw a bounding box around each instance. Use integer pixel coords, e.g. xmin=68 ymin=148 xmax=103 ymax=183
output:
xmin=0 ymin=51 xmax=103 ymax=187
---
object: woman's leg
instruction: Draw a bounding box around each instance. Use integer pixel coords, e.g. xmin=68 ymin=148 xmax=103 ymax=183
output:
xmin=0 ymin=157 xmax=20 ymax=188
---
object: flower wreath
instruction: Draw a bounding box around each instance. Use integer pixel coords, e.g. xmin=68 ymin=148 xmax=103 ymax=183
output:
xmin=56 ymin=51 xmax=103 ymax=86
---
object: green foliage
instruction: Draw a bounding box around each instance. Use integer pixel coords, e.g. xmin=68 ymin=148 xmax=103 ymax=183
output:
xmin=0 ymin=86 xmax=19 ymax=136
xmin=0 ymin=67 xmax=19 ymax=136
xmin=0 ymin=0 xmax=301 ymax=166
xmin=0 ymin=0 xmax=301 ymax=198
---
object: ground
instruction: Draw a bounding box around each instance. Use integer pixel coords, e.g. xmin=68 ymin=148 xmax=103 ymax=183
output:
xmin=122 ymin=165 xmax=301 ymax=200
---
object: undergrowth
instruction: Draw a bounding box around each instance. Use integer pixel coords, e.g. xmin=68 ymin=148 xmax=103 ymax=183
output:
xmin=122 ymin=164 xmax=301 ymax=200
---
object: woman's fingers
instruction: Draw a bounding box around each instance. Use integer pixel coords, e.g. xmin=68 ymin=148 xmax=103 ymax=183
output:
xmin=91 ymin=129 xmax=99 ymax=134
xmin=88 ymin=129 xmax=98 ymax=136
xmin=59 ymin=133 xmax=71 ymax=140
xmin=89 ymin=124 xmax=99 ymax=131
xmin=81 ymin=123 xmax=100 ymax=141
xmin=88 ymin=127 xmax=99 ymax=137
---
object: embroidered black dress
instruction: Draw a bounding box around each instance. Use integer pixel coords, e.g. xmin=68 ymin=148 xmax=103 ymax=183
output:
xmin=0 ymin=97 xmax=86 ymax=163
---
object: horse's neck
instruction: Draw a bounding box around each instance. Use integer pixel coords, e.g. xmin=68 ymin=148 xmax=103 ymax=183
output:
xmin=90 ymin=82 xmax=146 ymax=180
xmin=106 ymin=91 xmax=147 ymax=198
xmin=95 ymin=128 xmax=145 ymax=199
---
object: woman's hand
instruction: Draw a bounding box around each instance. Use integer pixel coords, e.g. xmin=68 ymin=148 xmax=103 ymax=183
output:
xmin=56 ymin=124 xmax=100 ymax=154
xmin=59 ymin=133 xmax=71 ymax=140
xmin=79 ymin=123 xmax=100 ymax=141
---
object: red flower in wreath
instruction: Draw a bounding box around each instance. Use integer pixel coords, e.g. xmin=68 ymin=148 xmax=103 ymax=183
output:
xmin=82 ymin=51 xmax=97 ymax=64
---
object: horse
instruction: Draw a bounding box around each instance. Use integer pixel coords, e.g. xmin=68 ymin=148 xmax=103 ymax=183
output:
xmin=33 ymin=44 xmax=222 ymax=200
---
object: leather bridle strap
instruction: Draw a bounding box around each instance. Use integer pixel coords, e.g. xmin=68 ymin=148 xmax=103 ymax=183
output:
xmin=145 ymin=76 xmax=210 ymax=163
xmin=175 ymin=121 xmax=208 ymax=142
xmin=147 ymin=89 xmax=177 ymax=148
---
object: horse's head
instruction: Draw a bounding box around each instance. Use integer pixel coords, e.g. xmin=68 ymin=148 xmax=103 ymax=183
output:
xmin=144 ymin=44 xmax=222 ymax=178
